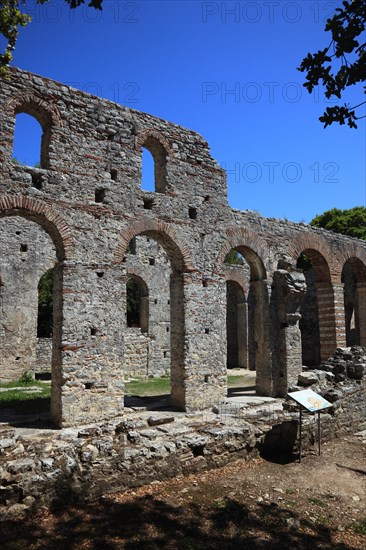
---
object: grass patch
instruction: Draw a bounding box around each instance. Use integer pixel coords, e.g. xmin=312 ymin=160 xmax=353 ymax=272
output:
xmin=0 ymin=380 xmax=51 ymax=414
xmin=124 ymin=373 xmax=256 ymax=397
xmin=227 ymin=373 xmax=256 ymax=389
xmin=125 ymin=377 xmax=171 ymax=397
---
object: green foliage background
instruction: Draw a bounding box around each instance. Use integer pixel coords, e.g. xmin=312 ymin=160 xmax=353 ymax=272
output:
xmin=310 ymin=206 xmax=366 ymax=240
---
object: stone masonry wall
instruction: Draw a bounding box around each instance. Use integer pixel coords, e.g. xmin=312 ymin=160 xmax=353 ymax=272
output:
xmin=0 ymin=358 xmax=364 ymax=516
xmin=1 ymin=68 xmax=366 ymax=426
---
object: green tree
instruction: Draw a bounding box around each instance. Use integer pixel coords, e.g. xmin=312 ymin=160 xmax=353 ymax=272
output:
xmin=224 ymin=249 xmax=245 ymax=266
xmin=298 ymin=0 xmax=366 ymax=128
xmin=0 ymin=0 xmax=103 ymax=74
xmin=310 ymin=206 xmax=366 ymax=239
xmin=37 ymin=268 xmax=53 ymax=337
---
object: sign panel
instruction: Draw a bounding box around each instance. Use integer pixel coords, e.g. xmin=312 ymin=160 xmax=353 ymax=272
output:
xmin=288 ymin=389 xmax=332 ymax=412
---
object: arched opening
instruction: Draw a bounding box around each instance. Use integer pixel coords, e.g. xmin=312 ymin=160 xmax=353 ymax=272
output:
xmin=141 ymin=135 xmax=167 ymax=193
xmin=141 ymin=147 xmax=155 ymax=192
xmin=297 ymin=249 xmax=334 ymax=365
xmin=226 ymin=280 xmax=246 ymax=369
xmin=123 ymin=232 xmax=184 ymax=409
xmin=12 ymin=113 xmax=43 ymax=167
xmin=224 ymin=246 xmax=267 ymax=395
xmin=35 ymin=268 xmax=54 ymax=381
xmin=126 ymin=275 xmax=149 ymax=332
xmin=0 ymin=215 xmax=63 ymax=425
xmin=342 ymin=257 xmax=366 ymax=346
xmin=37 ymin=268 xmax=54 ymax=338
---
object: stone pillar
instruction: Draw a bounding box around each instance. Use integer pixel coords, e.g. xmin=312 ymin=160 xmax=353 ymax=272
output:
xmin=272 ymin=269 xmax=306 ymax=396
xmin=333 ymin=283 xmax=347 ymax=348
xmin=180 ymin=272 xmax=227 ymax=411
xmin=251 ymin=279 xmax=273 ymax=396
xmin=55 ymin=263 xmax=124 ymax=427
xmin=170 ymin=271 xmax=185 ymax=410
xmin=316 ymin=282 xmax=344 ymax=361
xmin=237 ymin=301 xmax=248 ymax=369
xmin=356 ymin=282 xmax=366 ymax=346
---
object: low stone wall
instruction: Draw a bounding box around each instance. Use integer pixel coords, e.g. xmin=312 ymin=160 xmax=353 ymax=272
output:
xmin=1 ymin=368 xmax=365 ymax=517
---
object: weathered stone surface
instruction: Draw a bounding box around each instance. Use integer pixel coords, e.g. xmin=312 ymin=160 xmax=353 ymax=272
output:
xmin=298 ymin=372 xmax=319 ymax=386
xmin=0 ymin=67 xmax=366 ymax=430
xmin=346 ymin=364 xmax=364 ymax=380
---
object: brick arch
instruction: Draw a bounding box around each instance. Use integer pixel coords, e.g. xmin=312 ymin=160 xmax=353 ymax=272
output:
xmin=7 ymin=92 xmax=62 ymax=129
xmin=135 ymin=129 xmax=174 ymax=155
xmin=223 ymin=268 xmax=250 ymax=295
xmin=342 ymin=257 xmax=366 ymax=283
xmin=216 ymin=227 xmax=269 ymax=280
xmin=287 ymin=233 xmax=340 ymax=282
xmin=115 ymin=219 xmax=195 ymax=272
xmin=0 ymin=195 xmax=73 ymax=261
xmin=337 ymin=243 xmax=366 ymax=283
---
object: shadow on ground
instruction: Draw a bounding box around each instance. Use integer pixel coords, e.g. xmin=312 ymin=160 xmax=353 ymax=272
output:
xmin=0 ymin=398 xmax=57 ymax=430
xmin=124 ymin=393 xmax=173 ymax=411
xmin=227 ymin=385 xmax=256 ymax=397
xmin=0 ymin=490 xmax=355 ymax=550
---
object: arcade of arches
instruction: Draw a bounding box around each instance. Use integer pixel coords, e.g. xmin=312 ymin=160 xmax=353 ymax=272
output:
xmin=1 ymin=68 xmax=366 ymax=427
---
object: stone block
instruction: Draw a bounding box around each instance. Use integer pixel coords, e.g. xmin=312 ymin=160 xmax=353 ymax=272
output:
xmin=298 ymin=372 xmax=318 ymax=386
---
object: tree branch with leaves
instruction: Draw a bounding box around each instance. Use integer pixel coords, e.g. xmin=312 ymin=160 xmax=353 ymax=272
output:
xmin=298 ymin=0 xmax=366 ymax=128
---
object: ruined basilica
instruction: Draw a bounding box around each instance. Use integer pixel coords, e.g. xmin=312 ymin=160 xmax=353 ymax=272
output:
xmin=1 ymin=68 xmax=366 ymax=428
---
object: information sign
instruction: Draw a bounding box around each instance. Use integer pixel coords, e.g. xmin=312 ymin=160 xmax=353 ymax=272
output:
xmin=288 ymin=389 xmax=332 ymax=412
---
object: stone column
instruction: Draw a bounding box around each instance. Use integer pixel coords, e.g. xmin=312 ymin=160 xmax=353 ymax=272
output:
xmin=272 ymin=269 xmax=306 ymax=396
xmin=356 ymin=282 xmax=366 ymax=346
xmin=170 ymin=271 xmax=185 ymax=410
xmin=333 ymin=282 xmax=347 ymax=348
xmin=315 ymin=282 xmax=343 ymax=361
xmin=180 ymin=272 xmax=227 ymax=411
xmin=251 ymin=279 xmax=273 ymax=396
xmin=237 ymin=301 xmax=248 ymax=369
xmin=55 ymin=263 xmax=124 ymax=427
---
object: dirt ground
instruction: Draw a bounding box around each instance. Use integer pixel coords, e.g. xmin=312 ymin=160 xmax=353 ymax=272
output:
xmin=1 ymin=432 xmax=365 ymax=549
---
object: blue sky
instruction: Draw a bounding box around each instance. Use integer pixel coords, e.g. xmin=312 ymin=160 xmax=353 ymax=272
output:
xmin=6 ymin=0 xmax=366 ymax=222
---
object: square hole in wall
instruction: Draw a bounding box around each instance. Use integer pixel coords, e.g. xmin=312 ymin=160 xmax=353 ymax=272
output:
xmin=189 ymin=207 xmax=197 ymax=220
xmin=205 ymin=328 xmax=210 ymax=334
xmin=20 ymin=244 xmax=28 ymax=252
xmin=149 ymin=258 xmax=155 ymax=266
xmin=202 ymin=280 xmax=208 ymax=287
xmin=143 ymin=197 xmax=154 ymax=210
xmin=110 ymin=169 xmax=118 ymax=181
xmin=32 ymin=173 xmax=42 ymax=190
xmin=95 ymin=189 xmax=106 ymax=203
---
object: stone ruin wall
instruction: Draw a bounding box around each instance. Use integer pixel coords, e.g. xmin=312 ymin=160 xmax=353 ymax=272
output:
xmin=124 ymin=236 xmax=171 ymax=378
xmin=1 ymin=68 xmax=366 ymax=427
xmin=1 ymin=346 xmax=365 ymax=515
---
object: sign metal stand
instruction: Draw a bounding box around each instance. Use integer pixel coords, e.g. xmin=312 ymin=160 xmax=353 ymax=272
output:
xmin=288 ymin=389 xmax=332 ymax=463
